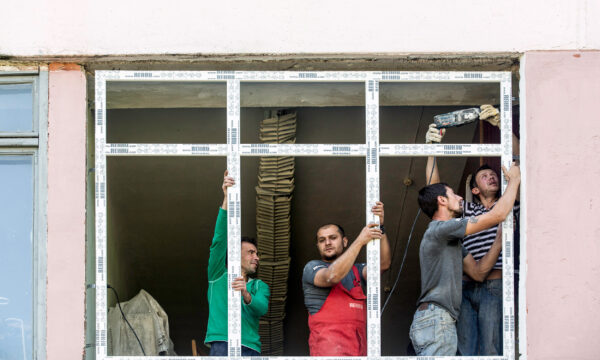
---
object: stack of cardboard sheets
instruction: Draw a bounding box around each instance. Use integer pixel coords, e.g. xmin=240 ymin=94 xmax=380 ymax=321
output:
xmin=256 ymin=112 xmax=296 ymax=356
xmin=257 ymin=319 xmax=284 ymax=355
xmin=259 ymin=112 xmax=296 ymax=143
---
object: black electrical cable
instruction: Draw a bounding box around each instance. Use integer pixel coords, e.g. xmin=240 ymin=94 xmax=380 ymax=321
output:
xmin=386 ymin=182 xmax=409 ymax=285
xmin=385 ymin=107 xmax=424 ymax=288
xmin=107 ymin=284 xmax=146 ymax=356
xmin=381 ymin=156 xmax=437 ymax=315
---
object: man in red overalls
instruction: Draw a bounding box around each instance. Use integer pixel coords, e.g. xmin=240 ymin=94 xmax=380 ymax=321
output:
xmin=302 ymin=202 xmax=391 ymax=356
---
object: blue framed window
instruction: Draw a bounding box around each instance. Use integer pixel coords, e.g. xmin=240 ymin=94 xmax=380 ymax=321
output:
xmin=0 ymin=71 xmax=47 ymax=360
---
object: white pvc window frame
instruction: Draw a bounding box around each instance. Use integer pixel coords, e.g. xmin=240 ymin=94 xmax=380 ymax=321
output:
xmin=95 ymin=70 xmax=516 ymax=360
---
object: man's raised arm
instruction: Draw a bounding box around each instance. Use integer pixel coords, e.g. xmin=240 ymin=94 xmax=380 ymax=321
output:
xmin=221 ymin=170 xmax=234 ymax=210
xmin=313 ymin=224 xmax=382 ymax=287
xmin=363 ymin=201 xmax=391 ymax=280
xmin=207 ymin=170 xmax=235 ymax=281
xmin=425 ymin=124 xmax=444 ymax=184
xmin=463 ymin=225 xmax=503 ymax=282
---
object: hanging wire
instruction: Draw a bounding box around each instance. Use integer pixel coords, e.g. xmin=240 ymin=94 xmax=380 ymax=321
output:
xmin=381 ymin=156 xmax=437 ymax=315
xmin=385 ymin=107 xmax=424 ymax=288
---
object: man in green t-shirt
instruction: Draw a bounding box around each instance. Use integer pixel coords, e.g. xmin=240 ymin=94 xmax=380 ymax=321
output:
xmin=204 ymin=171 xmax=270 ymax=356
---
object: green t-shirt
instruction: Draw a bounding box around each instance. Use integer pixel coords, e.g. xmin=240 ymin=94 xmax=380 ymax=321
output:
xmin=204 ymin=208 xmax=270 ymax=353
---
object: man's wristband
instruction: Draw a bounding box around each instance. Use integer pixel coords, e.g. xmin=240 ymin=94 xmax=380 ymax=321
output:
xmin=379 ymin=225 xmax=385 ymax=235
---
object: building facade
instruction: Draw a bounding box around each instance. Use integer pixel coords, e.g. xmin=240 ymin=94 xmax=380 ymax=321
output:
xmin=1 ymin=1 xmax=599 ymax=359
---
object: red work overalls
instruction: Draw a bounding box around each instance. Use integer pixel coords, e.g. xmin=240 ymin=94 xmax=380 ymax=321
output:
xmin=308 ymin=266 xmax=367 ymax=356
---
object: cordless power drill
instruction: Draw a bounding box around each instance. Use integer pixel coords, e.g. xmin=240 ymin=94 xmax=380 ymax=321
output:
xmin=433 ymin=108 xmax=480 ymax=129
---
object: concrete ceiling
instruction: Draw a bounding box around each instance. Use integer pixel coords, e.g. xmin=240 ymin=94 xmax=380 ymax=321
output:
xmin=83 ymin=54 xmax=520 ymax=108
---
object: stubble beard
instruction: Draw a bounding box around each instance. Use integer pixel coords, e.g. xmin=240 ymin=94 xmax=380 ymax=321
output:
xmin=322 ymin=250 xmax=341 ymax=262
xmin=451 ymin=206 xmax=463 ymax=218
xmin=244 ymin=264 xmax=258 ymax=277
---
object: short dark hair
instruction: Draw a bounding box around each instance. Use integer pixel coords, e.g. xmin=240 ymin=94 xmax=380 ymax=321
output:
xmin=241 ymin=236 xmax=257 ymax=248
xmin=316 ymin=223 xmax=345 ymax=240
xmin=469 ymin=164 xmax=494 ymax=190
xmin=226 ymin=237 xmax=257 ymax=267
xmin=418 ymin=182 xmax=450 ymax=218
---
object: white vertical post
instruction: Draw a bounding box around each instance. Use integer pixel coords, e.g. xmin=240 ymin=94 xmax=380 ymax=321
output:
xmin=34 ymin=69 xmax=49 ymax=360
xmin=227 ymin=79 xmax=242 ymax=357
xmin=94 ymin=74 xmax=107 ymax=360
xmin=365 ymin=78 xmax=381 ymax=356
xmin=500 ymin=74 xmax=516 ymax=359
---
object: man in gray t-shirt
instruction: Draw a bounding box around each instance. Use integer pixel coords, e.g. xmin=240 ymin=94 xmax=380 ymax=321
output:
xmin=417 ymin=218 xmax=469 ymax=319
xmin=410 ymin=165 xmax=520 ymax=356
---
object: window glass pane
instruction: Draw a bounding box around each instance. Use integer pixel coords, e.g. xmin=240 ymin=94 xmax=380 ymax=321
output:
xmin=0 ymin=84 xmax=34 ymax=132
xmin=0 ymin=155 xmax=34 ymax=360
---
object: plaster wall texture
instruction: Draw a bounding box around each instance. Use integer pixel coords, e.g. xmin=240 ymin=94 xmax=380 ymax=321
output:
xmin=525 ymin=51 xmax=600 ymax=359
xmin=1 ymin=0 xmax=599 ymax=56
xmin=46 ymin=65 xmax=87 ymax=360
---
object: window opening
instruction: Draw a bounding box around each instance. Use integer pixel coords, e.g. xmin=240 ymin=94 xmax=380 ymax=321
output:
xmin=95 ymin=71 xmax=515 ymax=359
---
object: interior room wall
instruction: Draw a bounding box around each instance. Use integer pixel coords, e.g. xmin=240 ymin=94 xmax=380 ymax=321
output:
xmin=106 ymin=197 xmax=138 ymax=307
xmin=106 ymin=155 xmax=226 ymax=354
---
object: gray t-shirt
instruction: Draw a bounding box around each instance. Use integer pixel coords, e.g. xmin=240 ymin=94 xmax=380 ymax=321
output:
xmin=302 ymin=260 xmax=367 ymax=315
xmin=417 ymin=218 xmax=469 ymax=319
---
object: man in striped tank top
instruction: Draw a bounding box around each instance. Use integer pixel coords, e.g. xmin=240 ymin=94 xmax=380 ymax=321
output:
xmin=459 ymin=165 xmax=519 ymax=356
xmin=424 ymin=106 xmax=520 ymax=356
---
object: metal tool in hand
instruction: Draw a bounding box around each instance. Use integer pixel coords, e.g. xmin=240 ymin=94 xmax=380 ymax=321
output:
xmin=433 ymin=107 xmax=481 ymax=128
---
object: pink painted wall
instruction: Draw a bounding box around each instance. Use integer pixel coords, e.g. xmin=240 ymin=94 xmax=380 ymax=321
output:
xmin=46 ymin=64 xmax=87 ymax=360
xmin=38 ymin=56 xmax=600 ymax=359
xmin=2 ymin=0 xmax=599 ymax=55
xmin=525 ymin=51 xmax=600 ymax=359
